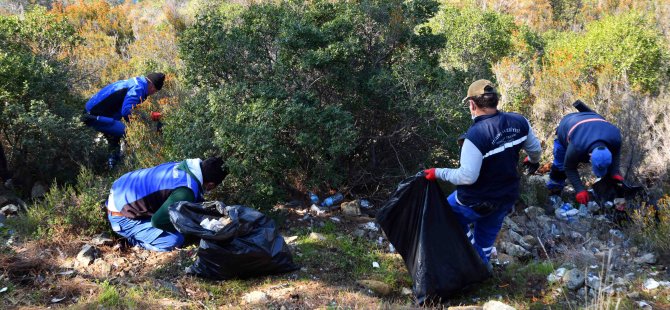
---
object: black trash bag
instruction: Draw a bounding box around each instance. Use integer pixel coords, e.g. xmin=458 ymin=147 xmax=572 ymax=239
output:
xmin=169 ymin=201 xmax=299 ymax=280
xmin=592 ymin=178 xmax=645 ymax=225
xmin=376 ymin=173 xmax=491 ymax=304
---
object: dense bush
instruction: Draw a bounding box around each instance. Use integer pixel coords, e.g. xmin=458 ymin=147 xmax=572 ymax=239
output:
xmin=0 ymin=7 xmax=100 ymax=190
xmin=173 ymin=0 xmax=463 ymax=207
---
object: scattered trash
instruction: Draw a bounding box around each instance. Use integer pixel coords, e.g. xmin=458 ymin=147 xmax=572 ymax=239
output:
xmin=401 ymin=287 xmax=412 ymax=295
xmin=389 ymin=243 xmax=395 ymax=253
xmin=57 ymin=270 xmax=75 ymax=276
xmin=284 ymin=236 xmax=298 ymax=244
xmin=578 ymin=204 xmax=589 ymax=217
xmin=609 ymin=229 xmax=625 ymax=240
xmin=200 ymin=217 xmax=226 ymax=232
xmin=362 ymin=222 xmax=378 ymax=231
xmin=50 ymin=297 xmax=66 ymax=303
xmin=547 ymin=267 xmax=566 ymax=284
xmin=555 ymin=203 xmax=578 ymax=222
xmin=308 ymin=192 xmax=320 ymax=205
xmin=372 ymin=261 xmax=380 ymax=268
xmin=644 ymin=278 xmax=660 ymax=290
xmin=614 ymin=198 xmax=626 ymax=211
xmin=377 ymin=236 xmax=383 ymax=246
xmin=310 ymin=204 xmax=327 ymax=217
xmin=321 ymin=193 xmax=344 ymax=208
xmin=0 ymin=287 xmax=7 ymax=293
xmin=638 ymin=301 xmax=652 ymax=309
xmin=359 ymin=199 xmax=371 ymax=209
xmin=330 ymin=217 xmax=341 ymax=223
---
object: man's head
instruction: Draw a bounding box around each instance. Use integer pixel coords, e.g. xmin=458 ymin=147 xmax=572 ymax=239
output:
xmin=590 ymin=146 xmax=612 ymax=178
xmin=201 ymin=156 xmax=228 ymax=191
xmin=146 ymin=72 xmax=165 ymax=96
xmin=462 ymin=79 xmax=499 ymax=118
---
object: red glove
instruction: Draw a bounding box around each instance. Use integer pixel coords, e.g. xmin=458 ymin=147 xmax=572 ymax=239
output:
xmin=611 ymin=174 xmax=624 ymax=182
xmin=575 ymin=190 xmax=589 ymax=204
xmin=151 ymin=111 xmax=162 ymax=122
xmin=424 ymin=168 xmax=437 ymax=181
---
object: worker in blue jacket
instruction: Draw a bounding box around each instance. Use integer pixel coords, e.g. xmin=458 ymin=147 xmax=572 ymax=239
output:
xmin=106 ymin=157 xmax=228 ymax=251
xmin=547 ymin=111 xmax=623 ymax=204
xmin=81 ymin=73 xmax=165 ymax=169
xmin=424 ymin=80 xmax=543 ymax=264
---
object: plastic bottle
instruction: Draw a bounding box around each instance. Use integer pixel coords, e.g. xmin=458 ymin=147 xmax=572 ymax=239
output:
xmin=359 ymin=199 xmax=371 ymax=209
xmin=321 ymin=193 xmax=344 ymax=208
xmin=308 ymin=192 xmax=320 ymax=205
xmin=555 ymin=203 xmax=578 ymax=222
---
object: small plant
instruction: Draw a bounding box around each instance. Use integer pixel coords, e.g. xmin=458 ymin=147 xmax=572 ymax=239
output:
xmin=629 ymin=196 xmax=670 ymax=258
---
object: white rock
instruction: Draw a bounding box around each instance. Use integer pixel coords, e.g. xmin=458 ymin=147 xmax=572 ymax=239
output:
xmin=644 ymin=278 xmax=660 ymax=290
xmin=372 ymin=261 xmax=380 ymax=268
xmin=586 ymin=275 xmax=601 ymax=290
xmin=401 ymin=287 xmax=413 ymax=295
xmin=637 ymin=300 xmax=652 ymax=310
xmin=243 ymin=291 xmax=269 ymax=304
xmin=634 ymin=253 xmax=657 ymax=265
xmin=482 ymin=300 xmax=516 ymax=310
xmin=284 ymin=236 xmax=298 ymax=244
xmin=362 ymin=222 xmax=378 ymax=231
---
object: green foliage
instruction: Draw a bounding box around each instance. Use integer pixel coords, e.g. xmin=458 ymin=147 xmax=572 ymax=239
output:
xmin=0 ymin=7 xmax=98 ymax=187
xmin=428 ymin=4 xmax=517 ymax=77
xmin=174 ymin=0 xmax=458 ymax=207
xmin=545 ymin=12 xmax=667 ymax=94
xmin=9 ymin=167 xmax=111 ymax=239
xmin=629 ymin=197 xmax=670 ymax=258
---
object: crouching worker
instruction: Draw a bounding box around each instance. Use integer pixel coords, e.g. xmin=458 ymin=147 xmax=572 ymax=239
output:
xmin=106 ymin=157 xmax=228 ymax=251
xmin=424 ymin=80 xmax=542 ymax=264
xmin=547 ymin=111 xmax=622 ymax=204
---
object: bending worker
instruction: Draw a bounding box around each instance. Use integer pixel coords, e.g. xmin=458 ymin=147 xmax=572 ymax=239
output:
xmin=106 ymin=157 xmax=228 ymax=251
xmin=81 ymin=73 xmax=165 ymax=169
xmin=546 ymin=110 xmax=623 ymax=204
xmin=424 ymin=80 xmax=542 ymax=264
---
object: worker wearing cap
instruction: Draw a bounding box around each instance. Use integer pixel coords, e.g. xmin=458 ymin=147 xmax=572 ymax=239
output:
xmin=547 ymin=111 xmax=623 ymax=204
xmin=424 ymin=80 xmax=542 ymax=264
xmin=81 ymin=73 xmax=166 ymax=169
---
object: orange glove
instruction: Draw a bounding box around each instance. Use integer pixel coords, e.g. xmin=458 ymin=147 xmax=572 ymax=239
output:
xmin=424 ymin=168 xmax=436 ymax=181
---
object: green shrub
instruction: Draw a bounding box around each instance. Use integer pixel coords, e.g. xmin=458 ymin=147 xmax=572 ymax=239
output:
xmin=9 ymin=167 xmax=112 ymax=240
xmin=173 ymin=0 xmax=462 ymax=207
xmin=629 ymin=196 xmax=670 ymax=258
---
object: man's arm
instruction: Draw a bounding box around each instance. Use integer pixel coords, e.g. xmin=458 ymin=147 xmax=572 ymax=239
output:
xmin=151 ymin=187 xmax=195 ymax=233
xmin=434 ymin=139 xmax=482 ymax=185
xmin=523 ymin=120 xmax=542 ymax=163
xmin=120 ymin=84 xmax=144 ymax=117
xmin=563 ymin=144 xmax=585 ymax=192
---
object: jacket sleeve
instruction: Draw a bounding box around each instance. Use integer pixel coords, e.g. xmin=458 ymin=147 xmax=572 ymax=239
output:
xmin=120 ymin=83 xmax=145 ymax=117
xmin=563 ymin=144 xmax=585 ymax=192
xmin=435 ymin=139 xmax=482 ymax=185
xmin=609 ymin=147 xmax=621 ymax=176
xmin=523 ymin=119 xmax=542 ymax=163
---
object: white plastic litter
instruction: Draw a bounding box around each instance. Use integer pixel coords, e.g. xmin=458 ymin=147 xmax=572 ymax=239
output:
xmin=363 ymin=222 xmax=378 ymax=231
xmin=0 ymin=287 xmax=7 ymax=293
xmin=644 ymin=278 xmax=660 ymax=290
xmin=372 ymin=261 xmax=380 ymax=268
xmin=200 ymin=217 xmax=227 ymax=232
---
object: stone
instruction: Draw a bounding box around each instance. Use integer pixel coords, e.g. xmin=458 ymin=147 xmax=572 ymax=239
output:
xmin=587 ymin=201 xmax=600 ymax=213
xmin=626 ymin=291 xmax=640 ymax=299
xmin=31 ymin=182 xmax=47 ymax=199
xmin=508 ymin=230 xmax=531 ymax=250
xmin=76 ymin=244 xmax=100 ymax=266
xmin=308 ymin=232 xmax=326 ymax=241
xmin=92 ymin=259 xmax=112 ymax=276
xmin=448 ymin=307 xmax=482 ymax=310
xmin=352 ymin=229 xmax=365 ymax=238
xmin=482 ymin=300 xmax=515 ymax=310
xmin=284 ymin=236 xmax=298 ymax=244
xmin=401 ymin=287 xmax=413 ymax=296
xmin=242 ymin=291 xmax=269 ymax=304
xmin=500 ymin=241 xmax=531 ymax=259
xmin=524 ymin=206 xmax=546 ymax=219
xmin=563 ymin=269 xmax=585 ymax=290
xmin=91 ymin=233 xmax=114 ymax=246
xmin=341 ymin=200 xmax=361 ymax=216
xmin=495 ymin=253 xmax=515 ymax=265
xmin=522 ymin=235 xmax=538 ymax=248
xmin=634 ymin=253 xmax=657 ymax=265
xmin=356 ymin=280 xmax=392 ymax=296
xmin=503 ymin=217 xmax=522 ymax=233
xmin=586 ymin=274 xmax=601 ymax=290
xmin=637 ymin=301 xmax=652 ymax=310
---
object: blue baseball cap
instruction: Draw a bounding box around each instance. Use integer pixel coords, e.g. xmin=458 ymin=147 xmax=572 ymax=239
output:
xmin=590 ymin=147 xmax=612 ymax=178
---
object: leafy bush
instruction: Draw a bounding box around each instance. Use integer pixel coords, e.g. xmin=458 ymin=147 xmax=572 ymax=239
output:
xmin=173 ymin=0 xmax=462 ymax=207
xmin=629 ymin=196 xmax=670 ymax=259
xmin=9 ymin=167 xmax=111 ymax=240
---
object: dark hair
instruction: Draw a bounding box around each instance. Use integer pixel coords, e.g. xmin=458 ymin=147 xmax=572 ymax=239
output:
xmin=201 ymin=156 xmax=228 ymax=185
xmin=146 ymin=72 xmax=165 ymax=90
xmin=471 ymin=92 xmax=499 ymax=109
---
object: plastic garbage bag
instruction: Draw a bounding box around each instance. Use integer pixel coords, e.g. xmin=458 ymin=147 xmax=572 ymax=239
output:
xmin=376 ymin=173 xmax=491 ymax=304
xmin=169 ymin=201 xmax=298 ymax=280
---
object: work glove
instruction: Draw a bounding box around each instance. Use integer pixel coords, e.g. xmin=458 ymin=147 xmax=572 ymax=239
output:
xmin=522 ymin=156 xmax=540 ymax=175
xmin=611 ymin=174 xmax=624 ymax=183
xmin=424 ymin=168 xmax=437 ymax=181
xmin=80 ymin=113 xmax=97 ymax=125
xmin=575 ymin=190 xmax=589 ymax=204
xmin=151 ymin=111 xmax=162 ymax=122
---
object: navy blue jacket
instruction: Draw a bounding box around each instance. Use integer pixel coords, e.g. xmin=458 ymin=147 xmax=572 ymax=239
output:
xmin=85 ymin=76 xmax=149 ymax=120
xmin=555 ymin=112 xmax=621 ymax=192
xmin=457 ymin=112 xmax=530 ymax=206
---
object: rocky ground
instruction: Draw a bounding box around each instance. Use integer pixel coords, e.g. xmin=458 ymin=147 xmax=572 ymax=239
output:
xmin=0 ymin=179 xmax=668 ymax=309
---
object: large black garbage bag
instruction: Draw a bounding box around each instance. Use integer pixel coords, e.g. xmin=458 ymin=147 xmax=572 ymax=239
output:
xmin=376 ymin=173 xmax=491 ymax=303
xmin=169 ymin=201 xmax=298 ymax=280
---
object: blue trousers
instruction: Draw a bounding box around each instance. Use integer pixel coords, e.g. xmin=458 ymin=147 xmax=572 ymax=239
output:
xmin=89 ymin=116 xmax=126 ymax=138
xmin=108 ymin=214 xmax=184 ymax=252
xmin=447 ymin=191 xmax=513 ymax=264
